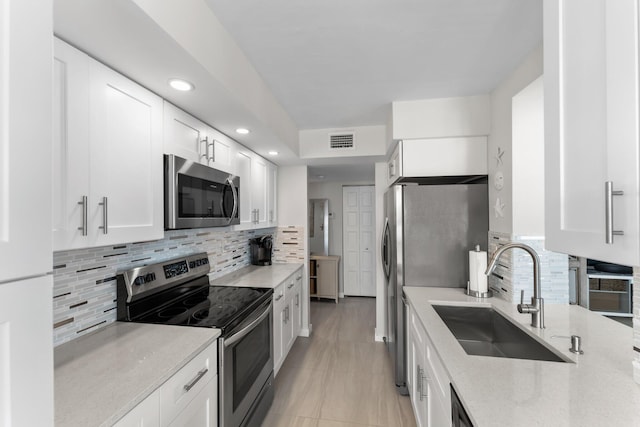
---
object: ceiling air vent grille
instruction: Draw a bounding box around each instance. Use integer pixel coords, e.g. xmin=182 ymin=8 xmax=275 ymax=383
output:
xmin=329 ymin=133 xmax=355 ymax=150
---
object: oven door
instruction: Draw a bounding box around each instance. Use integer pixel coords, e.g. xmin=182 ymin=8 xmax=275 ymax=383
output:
xmin=220 ymin=298 xmax=273 ymax=427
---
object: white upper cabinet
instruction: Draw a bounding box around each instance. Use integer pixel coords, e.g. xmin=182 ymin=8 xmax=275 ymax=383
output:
xmin=251 ymin=155 xmax=268 ymax=225
xmin=163 ymin=102 xmax=234 ymax=174
xmin=387 ymin=138 xmax=487 ymax=186
xmin=53 ymin=39 xmax=164 ymax=251
xmin=267 ymin=162 xmax=278 ymax=225
xmin=163 ymin=102 xmax=209 ymax=164
xmin=233 ymin=147 xmax=276 ymax=230
xmin=0 ymin=0 xmax=53 ymax=281
xmin=544 ymin=0 xmax=640 ymax=265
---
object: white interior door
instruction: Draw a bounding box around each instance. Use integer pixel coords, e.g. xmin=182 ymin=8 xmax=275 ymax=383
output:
xmin=359 ymin=187 xmax=375 ymax=296
xmin=343 ymin=186 xmax=376 ymax=296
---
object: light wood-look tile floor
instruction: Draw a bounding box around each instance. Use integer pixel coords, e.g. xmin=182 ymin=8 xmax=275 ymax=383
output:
xmin=262 ymin=297 xmax=416 ymax=427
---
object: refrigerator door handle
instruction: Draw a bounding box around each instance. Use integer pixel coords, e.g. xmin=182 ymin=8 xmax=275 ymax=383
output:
xmin=381 ymin=217 xmax=390 ymax=280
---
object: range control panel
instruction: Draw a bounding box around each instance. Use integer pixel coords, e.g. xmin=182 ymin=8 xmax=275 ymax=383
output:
xmin=119 ymin=253 xmax=212 ymax=301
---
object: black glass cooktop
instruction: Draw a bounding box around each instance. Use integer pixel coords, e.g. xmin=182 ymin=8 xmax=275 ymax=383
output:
xmin=133 ymin=285 xmax=272 ymax=334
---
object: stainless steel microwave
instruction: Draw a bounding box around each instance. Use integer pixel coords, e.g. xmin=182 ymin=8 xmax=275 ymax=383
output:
xmin=164 ymin=154 xmax=239 ymax=229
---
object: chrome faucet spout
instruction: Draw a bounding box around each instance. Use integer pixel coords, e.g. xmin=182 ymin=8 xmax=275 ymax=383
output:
xmin=484 ymin=243 xmax=544 ymax=328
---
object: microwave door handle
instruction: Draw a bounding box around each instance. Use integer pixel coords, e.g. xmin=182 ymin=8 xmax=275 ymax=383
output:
xmin=226 ymin=176 xmax=238 ymax=226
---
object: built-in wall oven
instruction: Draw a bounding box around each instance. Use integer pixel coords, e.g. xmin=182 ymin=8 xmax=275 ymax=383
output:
xmin=116 ymin=253 xmax=273 ymax=427
xmin=165 ymin=154 xmax=240 ymax=229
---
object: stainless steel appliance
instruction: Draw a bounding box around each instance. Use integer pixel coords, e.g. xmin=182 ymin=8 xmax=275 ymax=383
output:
xmin=451 ymin=385 xmax=474 ymax=426
xmin=116 ymin=253 xmax=273 ymax=427
xmin=383 ymin=179 xmax=489 ymax=394
xmin=250 ymin=235 xmax=273 ymax=266
xmin=165 ymin=154 xmax=240 ymax=229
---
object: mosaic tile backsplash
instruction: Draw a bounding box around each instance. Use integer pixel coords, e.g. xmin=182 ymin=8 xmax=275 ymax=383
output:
xmin=487 ymin=231 xmax=569 ymax=305
xmin=53 ymin=227 xmax=277 ymax=347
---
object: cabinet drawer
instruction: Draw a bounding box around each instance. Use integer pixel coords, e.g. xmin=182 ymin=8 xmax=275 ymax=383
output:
xmin=273 ymin=283 xmax=286 ymax=309
xmin=159 ymin=342 xmax=217 ymax=426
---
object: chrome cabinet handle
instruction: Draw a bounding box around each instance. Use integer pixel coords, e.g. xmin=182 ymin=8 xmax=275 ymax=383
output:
xmin=286 ymin=305 xmax=290 ymax=322
xmin=605 ymin=181 xmax=624 ymax=244
xmin=98 ymin=197 xmax=108 ymax=234
xmin=288 ymin=283 xmax=294 ymax=289
xmin=208 ymin=139 xmax=215 ymax=163
xmin=226 ymin=176 xmax=238 ymax=226
xmin=183 ymin=368 xmax=208 ymax=392
xmin=275 ymin=293 xmax=283 ymax=301
xmin=200 ymin=136 xmax=208 ymax=161
xmin=77 ymin=196 xmax=88 ymax=236
xmin=416 ymin=365 xmax=422 ymax=401
xmin=295 ymin=294 xmax=299 ymax=307
xmin=269 ymin=210 xmax=273 ymax=222
xmin=296 ymin=275 xmax=302 ymax=281
xmin=419 ymin=368 xmax=427 ymax=400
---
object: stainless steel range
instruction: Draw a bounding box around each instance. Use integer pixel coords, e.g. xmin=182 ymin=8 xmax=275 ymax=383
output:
xmin=116 ymin=253 xmax=274 ymax=427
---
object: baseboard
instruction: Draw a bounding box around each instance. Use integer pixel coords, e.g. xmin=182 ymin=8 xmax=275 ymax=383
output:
xmin=339 ymin=292 xmax=344 ymax=298
xmin=299 ymin=325 xmax=311 ymax=337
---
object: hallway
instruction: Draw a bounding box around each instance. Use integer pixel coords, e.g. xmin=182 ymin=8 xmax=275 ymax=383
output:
xmin=263 ymin=297 xmax=416 ymax=427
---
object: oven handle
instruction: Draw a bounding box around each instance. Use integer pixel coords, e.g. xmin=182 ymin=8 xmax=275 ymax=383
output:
xmin=223 ymin=300 xmax=271 ymax=348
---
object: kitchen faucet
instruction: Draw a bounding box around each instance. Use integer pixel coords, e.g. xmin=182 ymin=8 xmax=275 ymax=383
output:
xmin=485 ymin=243 xmax=544 ymax=329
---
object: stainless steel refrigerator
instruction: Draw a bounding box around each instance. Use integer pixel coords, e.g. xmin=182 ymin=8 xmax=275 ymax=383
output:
xmin=382 ymin=180 xmax=489 ymax=394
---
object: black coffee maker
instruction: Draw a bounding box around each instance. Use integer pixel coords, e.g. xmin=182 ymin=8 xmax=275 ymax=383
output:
xmin=250 ymin=235 xmax=273 ymax=266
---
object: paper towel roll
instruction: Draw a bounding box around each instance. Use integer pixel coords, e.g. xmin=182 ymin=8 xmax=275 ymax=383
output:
xmin=469 ymin=249 xmax=488 ymax=293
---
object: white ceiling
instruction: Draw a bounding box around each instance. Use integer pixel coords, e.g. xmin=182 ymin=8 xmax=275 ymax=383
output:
xmin=204 ymin=0 xmax=543 ymax=130
xmin=53 ymin=0 xmax=542 ymax=182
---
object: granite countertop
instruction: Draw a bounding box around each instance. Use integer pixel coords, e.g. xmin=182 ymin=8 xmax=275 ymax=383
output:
xmin=54 ymin=322 xmax=220 ymax=427
xmin=208 ymin=263 xmax=303 ymax=288
xmin=403 ymin=286 xmax=640 ymax=427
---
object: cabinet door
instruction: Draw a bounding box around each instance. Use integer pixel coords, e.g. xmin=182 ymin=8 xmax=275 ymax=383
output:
xmin=316 ymin=259 xmax=338 ymax=299
xmin=267 ymin=162 xmax=278 ymax=225
xmin=251 ymin=155 xmax=268 ymax=225
xmin=235 ymin=149 xmax=253 ymax=227
xmin=544 ymin=0 xmax=640 ymax=265
xmin=163 ymin=102 xmax=208 ymax=163
xmin=113 ymin=389 xmax=160 ymax=427
xmin=209 ymin=129 xmax=233 ymax=173
xmin=292 ymin=272 xmax=303 ymax=337
xmin=53 ymin=38 xmax=91 ymax=251
xmin=89 ymin=61 xmax=164 ymax=246
xmin=273 ymin=285 xmax=286 ymax=375
xmin=0 ymin=0 xmax=52 ymax=281
xmin=166 ymin=378 xmax=217 ymax=427
xmin=0 ymin=276 xmax=53 ymax=426
xmin=283 ymin=300 xmax=294 ymax=354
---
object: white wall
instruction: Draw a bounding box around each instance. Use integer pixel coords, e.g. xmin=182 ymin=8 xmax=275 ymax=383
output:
xmin=277 ymin=165 xmax=311 ymax=334
xmin=300 ymin=125 xmax=386 ymax=159
xmin=489 ymin=45 xmax=544 ymax=233
xmin=308 ymin=179 xmax=374 ymax=296
xmin=512 ymin=76 xmax=545 ymax=236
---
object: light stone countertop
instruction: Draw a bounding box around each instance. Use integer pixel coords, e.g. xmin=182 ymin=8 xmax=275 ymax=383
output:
xmin=403 ymin=286 xmax=640 ymax=427
xmin=208 ymin=263 xmax=304 ymax=288
xmin=54 ymin=322 xmax=220 ymax=427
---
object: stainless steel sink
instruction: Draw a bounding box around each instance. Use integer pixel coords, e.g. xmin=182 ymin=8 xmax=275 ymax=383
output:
xmin=432 ymin=305 xmax=569 ymax=363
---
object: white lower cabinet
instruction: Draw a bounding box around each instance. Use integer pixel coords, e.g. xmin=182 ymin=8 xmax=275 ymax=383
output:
xmin=407 ymin=303 xmax=451 ymax=427
xmin=114 ymin=341 xmax=218 ymax=427
xmin=273 ymin=282 xmax=286 ymax=375
xmin=113 ymin=390 xmax=160 ymax=427
xmin=273 ymin=267 xmax=304 ymax=376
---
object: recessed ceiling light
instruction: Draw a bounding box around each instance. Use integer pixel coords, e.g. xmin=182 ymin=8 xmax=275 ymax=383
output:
xmin=235 ymin=128 xmax=250 ymax=135
xmin=268 ymin=151 xmax=279 ymax=156
xmin=168 ymin=78 xmax=194 ymax=91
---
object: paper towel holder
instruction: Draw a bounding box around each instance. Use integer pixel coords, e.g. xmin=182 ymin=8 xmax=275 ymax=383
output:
xmin=465 ymin=281 xmax=493 ymax=298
